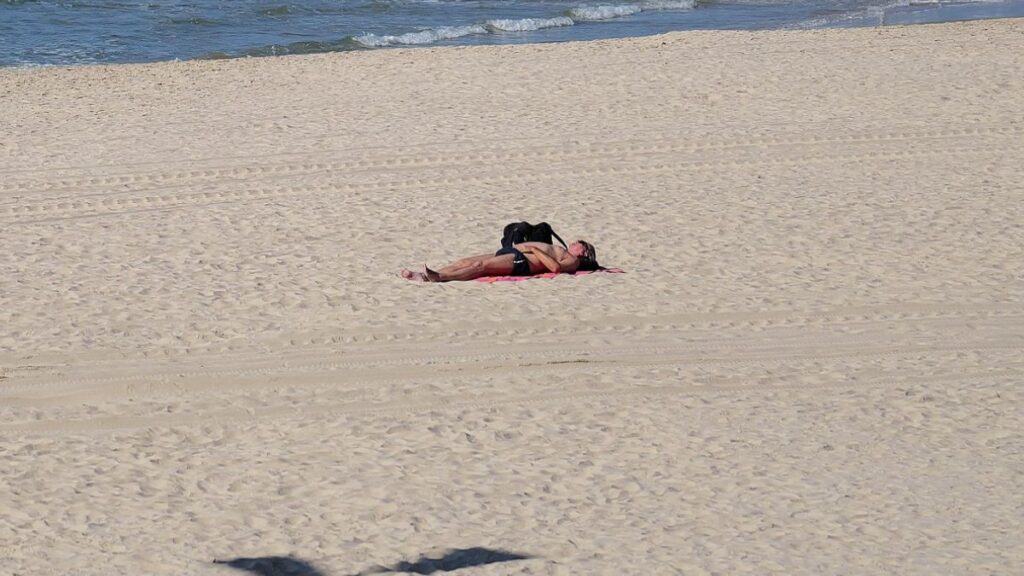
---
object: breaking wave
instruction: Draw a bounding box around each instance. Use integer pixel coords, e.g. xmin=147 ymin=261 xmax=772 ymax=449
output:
xmin=485 ymin=16 xmax=574 ymax=32
xmin=353 ymin=1 xmax=695 ymax=48
xmin=354 ymin=24 xmax=489 ymax=47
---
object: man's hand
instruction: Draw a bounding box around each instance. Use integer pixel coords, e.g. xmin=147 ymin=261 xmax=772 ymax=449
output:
xmin=518 ymin=244 xmax=551 ymax=256
xmin=519 ymin=243 xmax=562 ymax=273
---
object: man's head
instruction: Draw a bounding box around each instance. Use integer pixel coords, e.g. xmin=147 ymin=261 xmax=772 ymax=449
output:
xmin=569 ymin=240 xmax=597 ymax=262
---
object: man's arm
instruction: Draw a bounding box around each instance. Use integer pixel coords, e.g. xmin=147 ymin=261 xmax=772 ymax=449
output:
xmin=519 ymin=244 xmax=577 ymax=273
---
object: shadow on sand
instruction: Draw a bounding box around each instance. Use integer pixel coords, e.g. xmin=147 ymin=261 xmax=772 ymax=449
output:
xmin=355 ymin=547 xmax=532 ymax=575
xmin=214 ymin=556 xmax=325 ymax=576
xmin=215 ymin=547 xmax=532 ymax=576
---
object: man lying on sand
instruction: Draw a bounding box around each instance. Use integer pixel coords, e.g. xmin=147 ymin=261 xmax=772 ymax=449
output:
xmin=402 ymin=240 xmax=598 ymax=282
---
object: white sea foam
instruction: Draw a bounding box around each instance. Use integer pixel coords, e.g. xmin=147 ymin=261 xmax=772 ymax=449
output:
xmin=567 ymin=1 xmax=694 ymax=21
xmin=485 ymin=16 xmax=575 ymax=32
xmin=354 ymin=24 xmax=487 ymax=47
xmin=570 ymin=5 xmax=644 ymax=21
xmin=352 ymin=0 xmax=695 ymax=50
xmin=641 ymin=0 xmax=697 ymax=9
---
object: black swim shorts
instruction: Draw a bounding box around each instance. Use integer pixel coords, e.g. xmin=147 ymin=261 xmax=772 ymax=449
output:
xmin=495 ymin=246 xmax=532 ymax=276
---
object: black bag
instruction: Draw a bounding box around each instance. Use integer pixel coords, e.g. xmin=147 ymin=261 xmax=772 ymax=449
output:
xmin=501 ymin=221 xmax=567 ymax=249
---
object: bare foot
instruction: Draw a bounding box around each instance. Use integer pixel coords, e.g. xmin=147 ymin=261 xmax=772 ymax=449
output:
xmin=423 ymin=265 xmax=442 ymax=283
xmin=400 ymin=268 xmax=427 ymax=282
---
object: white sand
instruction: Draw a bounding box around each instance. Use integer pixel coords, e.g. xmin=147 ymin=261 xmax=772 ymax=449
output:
xmin=1 ymin=19 xmax=1023 ymax=575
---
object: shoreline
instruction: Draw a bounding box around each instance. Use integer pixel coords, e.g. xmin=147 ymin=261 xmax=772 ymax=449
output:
xmin=2 ymin=16 xmax=1023 ymax=74
xmin=3 ymin=4 xmax=1024 ymax=68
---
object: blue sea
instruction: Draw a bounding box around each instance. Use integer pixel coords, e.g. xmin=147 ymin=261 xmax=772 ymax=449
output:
xmin=2 ymin=0 xmax=1024 ymax=67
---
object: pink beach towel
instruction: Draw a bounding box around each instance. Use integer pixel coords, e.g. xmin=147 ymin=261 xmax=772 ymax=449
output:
xmin=474 ymin=268 xmax=625 ymax=283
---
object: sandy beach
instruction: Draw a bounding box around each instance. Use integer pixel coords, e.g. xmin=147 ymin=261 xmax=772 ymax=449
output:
xmin=2 ymin=18 xmax=1023 ymax=575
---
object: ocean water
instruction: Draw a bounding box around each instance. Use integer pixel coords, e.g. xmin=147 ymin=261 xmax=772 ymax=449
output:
xmin=1 ymin=0 xmax=1023 ymax=67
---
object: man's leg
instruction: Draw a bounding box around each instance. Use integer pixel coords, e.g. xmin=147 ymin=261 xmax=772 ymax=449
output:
xmin=426 ymin=254 xmax=516 ymax=282
xmin=404 ymin=254 xmax=518 ymax=282
xmin=449 ymin=253 xmax=494 ymax=267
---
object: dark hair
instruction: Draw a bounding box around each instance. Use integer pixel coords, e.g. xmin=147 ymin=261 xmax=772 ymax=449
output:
xmin=576 ymin=240 xmax=602 ymax=272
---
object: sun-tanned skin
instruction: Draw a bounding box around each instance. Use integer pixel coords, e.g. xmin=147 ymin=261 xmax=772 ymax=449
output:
xmin=401 ymin=241 xmax=591 ymax=282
